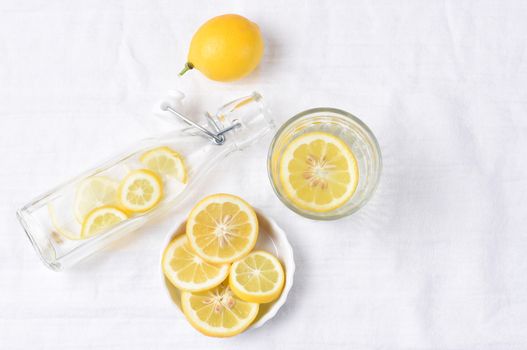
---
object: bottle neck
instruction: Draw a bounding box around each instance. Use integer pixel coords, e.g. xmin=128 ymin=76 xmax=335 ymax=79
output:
xmin=214 ymin=92 xmax=275 ymax=150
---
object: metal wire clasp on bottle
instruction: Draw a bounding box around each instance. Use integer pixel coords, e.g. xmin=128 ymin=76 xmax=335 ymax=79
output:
xmin=161 ymin=103 xmax=241 ymax=145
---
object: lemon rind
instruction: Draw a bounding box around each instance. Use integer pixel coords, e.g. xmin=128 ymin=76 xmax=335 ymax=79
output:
xmin=162 ymin=235 xmax=229 ymax=292
xmin=74 ymin=176 xmax=119 ymax=224
xmin=229 ymin=250 xmax=285 ymax=304
xmin=140 ymin=146 xmax=188 ymax=184
xmin=181 ymin=288 xmax=259 ymax=338
xmin=80 ymin=205 xmax=128 ymax=239
xmin=186 ymin=193 xmax=259 ymax=264
xmin=279 ymin=131 xmax=359 ymax=213
xmin=117 ymin=169 xmax=163 ymax=213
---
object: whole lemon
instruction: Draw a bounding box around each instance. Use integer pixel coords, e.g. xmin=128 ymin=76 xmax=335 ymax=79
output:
xmin=179 ymin=14 xmax=264 ymax=82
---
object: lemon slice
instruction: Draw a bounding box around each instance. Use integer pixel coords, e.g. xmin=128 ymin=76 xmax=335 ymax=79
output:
xmin=48 ymin=203 xmax=82 ymax=240
xmin=229 ymin=251 xmax=285 ymax=303
xmin=81 ymin=206 xmax=128 ymax=239
xmin=181 ymin=282 xmax=259 ymax=337
xmin=162 ymin=234 xmax=229 ymax=292
xmin=74 ymin=176 xmax=119 ymax=223
xmin=118 ymin=169 xmax=163 ymax=213
xmin=140 ymin=146 xmax=187 ymax=183
xmin=279 ymin=131 xmax=359 ymax=213
xmin=186 ymin=193 xmax=258 ymax=264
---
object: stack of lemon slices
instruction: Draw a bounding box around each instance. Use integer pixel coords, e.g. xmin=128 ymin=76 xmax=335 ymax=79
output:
xmin=50 ymin=146 xmax=187 ymax=240
xmin=162 ymin=193 xmax=285 ymax=337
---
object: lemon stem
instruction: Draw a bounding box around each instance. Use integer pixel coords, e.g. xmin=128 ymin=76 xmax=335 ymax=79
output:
xmin=179 ymin=62 xmax=194 ymax=76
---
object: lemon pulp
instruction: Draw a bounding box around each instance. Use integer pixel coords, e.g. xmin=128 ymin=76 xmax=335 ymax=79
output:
xmin=181 ymin=282 xmax=259 ymax=337
xmin=162 ymin=235 xmax=229 ymax=292
xmin=229 ymin=251 xmax=285 ymax=303
xmin=279 ymin=132 xmax=359 ymax=213
xmin=186 ymin=193 xmax=258 ymax=264
xmin=140 ymin=146 xmax=187 ymax=183
xmin=81 ymin=206 xmax=128 ymax=239
xmin=74 ymin=176 xmax=119 ymax=223
xmin=118 ymin=169 xmax=163 ymax=213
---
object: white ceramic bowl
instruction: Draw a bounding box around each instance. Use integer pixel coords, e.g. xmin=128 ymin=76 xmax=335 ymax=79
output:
xmin=160 ymin=208 xmax=295 ymax=330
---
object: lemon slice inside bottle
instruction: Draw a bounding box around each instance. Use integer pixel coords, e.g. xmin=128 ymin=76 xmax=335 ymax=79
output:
xmin=279 ymin=131 xmax=359 ymax=213
xmin=81 ymin=206 xmax=128 ymax=239
xmin=48 ymin=203 xmax=83 ymax=240
xmin=140 ymin=146 xmax=187 ymax=183
xmin=74 ymin=176 xmax=119 ymax=223
xmin=118 ymin=169 xmax=163 ymax=213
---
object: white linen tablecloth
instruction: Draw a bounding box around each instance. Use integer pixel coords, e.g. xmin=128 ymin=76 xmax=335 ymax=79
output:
xmin=1 ymin=1 xmax=527 ymax=349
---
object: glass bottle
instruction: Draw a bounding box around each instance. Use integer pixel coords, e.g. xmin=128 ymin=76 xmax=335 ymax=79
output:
xmin=17 ymin=92 xmax=273 ymax=271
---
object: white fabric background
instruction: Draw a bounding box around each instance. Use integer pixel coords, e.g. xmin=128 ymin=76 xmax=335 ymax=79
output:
xmin=1 ymin=0 xmax=527 ymax=349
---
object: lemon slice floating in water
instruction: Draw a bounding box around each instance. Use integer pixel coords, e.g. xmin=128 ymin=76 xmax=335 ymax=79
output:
xmin=279 ymin=132 xmax=359 ymax=213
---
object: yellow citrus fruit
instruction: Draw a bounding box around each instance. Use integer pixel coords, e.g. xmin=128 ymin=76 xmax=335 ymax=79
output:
xmin=186 ymin=193 xmax=258 ymax=264
xmin=74 ymin=176 xmax=119 ymax=223
xmin=280 ymin=132 xmax=359 ymax=213
xmin=140 ymin=146 xmax=187 ymax=183
xmin=118 ymin=169 xmax=163 ymax=213
xmin=181 ymin=282 xmax=259 ymax=337
xmin=81 ymin=206 xmax=128 ymax=239
xmin=229 ymin=251 xmax=285 ymax=303
xmin=48 ymin=203 xmax=83 ymax=240
xmin=162 ymin=234 xmax=229 ymax=292
xmin=180 ymin=14 xmax=264 ymax=82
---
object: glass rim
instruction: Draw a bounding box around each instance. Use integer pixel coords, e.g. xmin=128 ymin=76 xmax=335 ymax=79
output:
xmin=267 ymin=107 xmax=382 ymax=220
